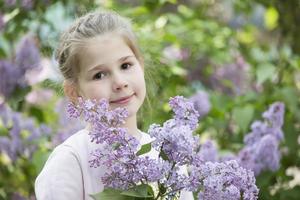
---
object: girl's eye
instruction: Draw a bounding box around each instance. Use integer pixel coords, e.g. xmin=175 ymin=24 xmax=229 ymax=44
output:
xmin=93 ymin=72 xmax=106 ymax=80
xmin=121 ymin=62 xmax=132 ymax=70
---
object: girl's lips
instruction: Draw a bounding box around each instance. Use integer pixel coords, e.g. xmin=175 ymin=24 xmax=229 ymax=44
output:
xmin=110 ymin=94 xmax=134 ymax=104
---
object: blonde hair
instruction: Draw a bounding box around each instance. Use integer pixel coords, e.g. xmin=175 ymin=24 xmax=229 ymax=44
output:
xmin=55 ymin=10 xmax=144 ymax=82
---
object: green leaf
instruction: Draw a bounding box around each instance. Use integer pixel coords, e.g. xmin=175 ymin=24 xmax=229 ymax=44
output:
xmin=0 ymin=34 xmax=11 ymax=57
xmin=256 ymin=63 xmax=276 ymax=85
xmin=155 ymin=16 xmax=168 ymax=29
xmin=0 ymin=123 xmax=9 ymax=136
xmin=160 ymin=0 xmax=177 ymax=4
xmin=128 ymin=6 xmax=149 ymax=16
xmin=159 ymin=149 xmax=169 ymax=161
xmin=28 ymin=106 xmax=45 ymax=123
xmin=177 ymin=5 xmax=193 ymax=18
xmin=112 ymin=142 xmax=121 ymax=150
xmin=232 ymin=105 xmax=254 ymax=132
xmin=158 ymin=183 xmax=167 ymax=195
xmin=121 ymin=184 xmax=154 ymax=198
xmin=90 ymin=189 xmax=131 ymax=200
xmin=170 ymin=65 xmax=187 ymax=76
xmin=264 ymin=7 xmax=279 ymax=30
xmin=8 ymin=86 xmax=31 ymax=111
xmin=90 ymin=185 xmax=154 ymax=200
xmin=136 ymin=143 xmax=152 ymax=156
xmin=32 ymin=150 xmax=51 ymax=174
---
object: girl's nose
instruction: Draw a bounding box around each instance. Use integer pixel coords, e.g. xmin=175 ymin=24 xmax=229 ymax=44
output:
xmin=112 ymin=74 xmax=128 ymax=92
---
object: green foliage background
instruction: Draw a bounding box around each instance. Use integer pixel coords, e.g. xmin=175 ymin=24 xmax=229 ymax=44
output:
xmin=0 ymin=0 xmax=299 ymax=199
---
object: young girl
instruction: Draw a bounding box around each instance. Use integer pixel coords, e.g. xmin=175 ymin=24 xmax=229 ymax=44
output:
xmin=35 ymin=10 xmax=194 ymax=200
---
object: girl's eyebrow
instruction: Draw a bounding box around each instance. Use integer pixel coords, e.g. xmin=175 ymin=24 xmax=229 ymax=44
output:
xmin=87 ymin=55 xmax=135 ymax=72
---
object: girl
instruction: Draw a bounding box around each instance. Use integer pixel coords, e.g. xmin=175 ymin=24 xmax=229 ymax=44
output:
xmin=35 ymin=10 xmax=194 ymax=200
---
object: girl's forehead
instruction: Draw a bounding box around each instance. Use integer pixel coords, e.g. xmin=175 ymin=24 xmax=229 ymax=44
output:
xmin=78 ymin=34 xmax=135 ymax=72
xmin=85 ymin=35 xmax=133 ymax=59
xmin=84 ymin=34 xmax=129 ymax=53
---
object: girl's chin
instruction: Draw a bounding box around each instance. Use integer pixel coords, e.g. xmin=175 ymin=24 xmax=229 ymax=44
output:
xmin=109 ymin=105 xmax=136 ymax=114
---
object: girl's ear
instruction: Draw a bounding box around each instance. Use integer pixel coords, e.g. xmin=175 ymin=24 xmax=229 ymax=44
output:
xmin=63 ymin=80 xmax=80 ymax=103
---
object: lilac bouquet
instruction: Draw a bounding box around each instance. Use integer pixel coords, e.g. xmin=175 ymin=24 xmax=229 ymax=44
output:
xmin=68 ymin=96 xmax=263 ymax=200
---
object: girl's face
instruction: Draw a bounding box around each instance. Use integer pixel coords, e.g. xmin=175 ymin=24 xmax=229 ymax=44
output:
xmin=76 ymin=34 xmax=146 ymax=118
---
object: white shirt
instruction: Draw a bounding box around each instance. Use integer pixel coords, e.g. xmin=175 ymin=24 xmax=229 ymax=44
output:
xmin=35 ymin=129 xmax=194 ymax=200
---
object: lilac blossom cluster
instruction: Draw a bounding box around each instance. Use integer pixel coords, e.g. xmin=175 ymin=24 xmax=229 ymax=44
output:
xmin=199 ymin=101 xmax=285 ymax=177
xmin=207 ymin=101 xmax=285 ymax=176
xmin=0 ymin=103 xmax=51 ymax=161
xmin=188 ymin=55 xmax=250 ymax=96
xmin=149 ymin=97 xmax=258 ymax=199
xmin=0 ymin=60 xmax=21 ymax=98
xmin=68 ymin=98 xmax=169 ymax=191
xmin=189 ymin=90 xmax=211 ymax=118
xmin=236 ymin=102 xmax=285 ymax=175
xmin=189 ymin=160 xmax=258 ymax=200
xmin=195 ymin=140 xmax=218 ymax=163
xmin=15 ymin=34 xmax=41 ymax=73
xmin=213 ymin=55 xmax=250 ymax=95
xmin=149 ymin=120 xmax=199 ymax=166
xmin=0 ymin=34 xmax=41 ymax=99
xmin=68 ymin=96 xmax=259 ymax=199
xmin=169 ymin=96 xmax=200 ymax=130
xmin=4 ymin=0 xmax=33 ymax=10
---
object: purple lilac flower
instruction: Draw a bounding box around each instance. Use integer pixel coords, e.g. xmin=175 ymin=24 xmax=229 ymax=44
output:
xmin=189 ymin=90 xmax=211 ymax=118
xmin=255 ymin=135 xmax=280 ymax=171
xmin=68 ymin=96 xmax=259 ymax=199
xmin=11 ymin=192 xmax=26 ymax=200
xmin=21 ymin=0 xmax=33 ymax=10
xmin=68 ymin=97 xmax=193 ymax=197
xmin=213 ymin=55 xmax=250 ymax=95
xmin=162 ymin=167 xmax=189 ymax=197
xmin=68 ymin=98 xmax=169 ymax=191
xmin=149 ymin=96 xmax=200 ymax=165
xmin=0 ymin=60 xmax=23 ymax=98
xmin=5 ymin=0 xmax=17 ymax=7
xmin=262 ymin=102 xmax=285 ymax=128
xmin=244 ymin=121 xmax=268 ymax=146
xmin=0 ymin=34 xmax=41 ymax=99
xmin=95 ymin=133 xmax=168 ymax=190
xmin=15 ymin=34 xmax=41 ymax=73
xmin=169 ymin=96 xmax=199 ymax=130
xmin=68 ymin=98 xmax=128 ymax=126
xmin=135 ymin=156 xmax=170 ymax=182
xmin=149 ymin=119 xmax=199 ymax=165
xmin=238 ymin=135 xmax=281 ymax=176
xmin=0 ymin=103 xmax=51 ymax=161
xmin=195 ymin=140 xmax=218 ymax=163
xmin=100 ymin=155 xmax=170 ymax=190
xmin=189 ymin=160 xmax=258 ymax=200
xmin=188 ymin=55 xmax=250 ymax=96
xmin=236 ymin=102 xmax=285 ymax=175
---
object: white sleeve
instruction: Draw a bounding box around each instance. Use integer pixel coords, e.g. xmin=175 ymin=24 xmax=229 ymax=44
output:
xmin=180 ymin=190 xmax=194 ymax=200
xmin=35 ymin=145 xmax=84 ymax=200
xmin=179 ymin=165 xmax=195 ymax=200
